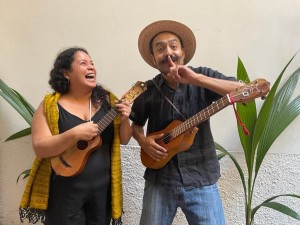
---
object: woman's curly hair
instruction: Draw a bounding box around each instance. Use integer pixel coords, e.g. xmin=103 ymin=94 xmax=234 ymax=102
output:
xmin=48 ymin=47 xmax=108 ymax=106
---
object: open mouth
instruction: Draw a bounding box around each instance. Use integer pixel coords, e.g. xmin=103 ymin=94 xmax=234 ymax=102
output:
xmin=85 ymin=73 xmax=95 ymax=80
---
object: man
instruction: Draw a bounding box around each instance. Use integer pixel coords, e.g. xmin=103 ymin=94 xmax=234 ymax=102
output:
xmin=130 ymin=20 xmax=241 ymax=225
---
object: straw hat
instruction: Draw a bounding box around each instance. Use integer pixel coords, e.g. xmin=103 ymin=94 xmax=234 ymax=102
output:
xmin=138 ymin=20 xmax=196 ymax=68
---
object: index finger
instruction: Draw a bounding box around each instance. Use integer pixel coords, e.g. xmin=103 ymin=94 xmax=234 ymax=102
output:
xmin=152 ymin=136 xmax=167 ymax=153
xmin=167 ymin=55 xmax=176 ymax=67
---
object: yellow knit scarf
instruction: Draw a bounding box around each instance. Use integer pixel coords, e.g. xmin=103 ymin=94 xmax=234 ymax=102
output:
xmin=19 ymin=92 xmax=123 ymax=224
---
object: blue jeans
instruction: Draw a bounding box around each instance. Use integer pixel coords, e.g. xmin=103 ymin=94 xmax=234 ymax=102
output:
xmin=139 ymin=181 xmax=225 ymax=225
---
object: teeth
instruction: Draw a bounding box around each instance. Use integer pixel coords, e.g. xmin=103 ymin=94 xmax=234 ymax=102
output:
xmin=85 ymin=74 xmax=95 ymax=79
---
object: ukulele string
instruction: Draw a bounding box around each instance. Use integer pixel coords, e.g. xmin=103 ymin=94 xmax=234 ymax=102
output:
xmin=158 ymin=96 xmax=230 ymax=143
xmin=159 ymin=81 xmax=260 ymax=142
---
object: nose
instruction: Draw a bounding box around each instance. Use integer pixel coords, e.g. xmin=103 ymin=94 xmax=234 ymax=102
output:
xmin=88 ymin=63 xmax=95 ymax=70
xmin=164 ymin=46 xmax=172 ymax=56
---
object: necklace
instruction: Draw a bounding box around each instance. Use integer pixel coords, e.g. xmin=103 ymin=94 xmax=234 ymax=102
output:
xmin=89 ymin=97 xmax=92 ymax=122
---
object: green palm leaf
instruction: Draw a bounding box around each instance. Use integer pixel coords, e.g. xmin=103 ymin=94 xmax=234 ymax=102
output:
xmin=258 ymin=202 xmax=300 ymax=221
xmin=252 ymin=54 xmax=297 ymax=156
xmin=0 ymin=91 xmax=32 ymax=125
xmin=216 ymin=151 xmax=227 ymax=160
xmin=0 ymin=79 xmax=34 ymax=125
xmin=236 ymin=58 xmax=258 ymax=173
xmin=251 ymin=194 xmax=300 ymax=222
xmin=255 ymin=68 xmax=300 ymax=174
xmin=0 ymin=79 xmax=36 ymax=140
xmin=5 ymin=127 xmax=32 ymax=141
xmin=16 ymin=169 xmax=31 ymax=183
xmin=215 ymin=142 xmax=248 ymax=207
xmin=13 ymin=89 xmax=35 ymax=115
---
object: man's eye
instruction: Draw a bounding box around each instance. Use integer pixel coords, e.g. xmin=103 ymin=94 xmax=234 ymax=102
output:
xmin=157 ymin=47 xmax=163 ymax=52
xmin=171 ymin=45 xmax=177 ymax=50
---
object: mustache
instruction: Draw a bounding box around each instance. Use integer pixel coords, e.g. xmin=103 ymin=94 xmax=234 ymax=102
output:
xmin=160 ymin=55 xmax=179 ymax=64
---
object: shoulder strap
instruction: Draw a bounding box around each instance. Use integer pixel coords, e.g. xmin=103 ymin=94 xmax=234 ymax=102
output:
xmin=152 ymin=79 xmax=186 ymax=120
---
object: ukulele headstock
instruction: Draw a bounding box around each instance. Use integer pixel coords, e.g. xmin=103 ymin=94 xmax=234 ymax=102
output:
xmin=120 ymin=81 xmax=147 ymax=104
xmin=230 ymin=78 xmax=270 ymax=103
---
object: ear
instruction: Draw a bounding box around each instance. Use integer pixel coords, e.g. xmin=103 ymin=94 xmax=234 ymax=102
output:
xmin=181 ymin=48 xmax=186 ymax=61
xmin=62 ymin=69 xmax=69 ymax=79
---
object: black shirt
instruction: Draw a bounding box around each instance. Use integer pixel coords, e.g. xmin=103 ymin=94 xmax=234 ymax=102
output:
xmin=130 ymin=66 xmax=236 ymax=189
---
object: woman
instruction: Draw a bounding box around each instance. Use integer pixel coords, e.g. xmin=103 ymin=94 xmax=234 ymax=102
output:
xmin=19 ymin=47 xmax=131 ymax=225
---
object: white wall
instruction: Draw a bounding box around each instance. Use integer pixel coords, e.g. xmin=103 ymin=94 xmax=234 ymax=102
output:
xmin=1 ymin=0 xmax=299 ymax=224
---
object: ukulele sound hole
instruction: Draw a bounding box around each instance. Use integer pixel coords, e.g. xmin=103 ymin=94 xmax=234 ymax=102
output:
xmin=77 ymin=140 xmax=88 ymax=150
xmin=163 ymin=133 xmax=172 ymax=144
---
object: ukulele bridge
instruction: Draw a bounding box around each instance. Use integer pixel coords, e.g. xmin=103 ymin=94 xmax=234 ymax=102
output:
xmin=59 ymin=155 xmax=72 ymax=168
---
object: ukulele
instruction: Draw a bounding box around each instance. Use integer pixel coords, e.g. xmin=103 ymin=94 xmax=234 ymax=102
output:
xmin=51 ymin=81 xmax=147 ymax=177
xmin=141 ymin=78 xmax=270 ymax=169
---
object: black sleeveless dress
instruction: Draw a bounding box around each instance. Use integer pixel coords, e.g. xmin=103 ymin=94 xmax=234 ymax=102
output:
xmin=45 ymin=100 xmax=114 ymax=225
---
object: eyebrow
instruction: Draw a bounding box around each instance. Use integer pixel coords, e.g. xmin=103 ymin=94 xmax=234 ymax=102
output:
xmin=154 ymin=38 xmax=179 ymax=48
xmin=78 ymin=58 xmax=93 ymax=64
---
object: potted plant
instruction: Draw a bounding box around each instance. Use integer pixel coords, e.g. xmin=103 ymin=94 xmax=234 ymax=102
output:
xmin=216 ymin=53 xmax=300 ymax=224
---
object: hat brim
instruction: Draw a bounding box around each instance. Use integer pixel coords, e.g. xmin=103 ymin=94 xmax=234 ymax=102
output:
xmin=138 ymin=20 xmax=196 ymax=68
